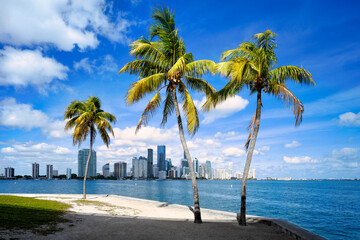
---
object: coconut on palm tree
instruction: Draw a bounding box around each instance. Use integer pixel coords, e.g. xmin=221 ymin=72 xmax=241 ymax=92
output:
xmin=119 ymin=6 xmax=216 ymax=223
xmin=64 ymin=96 xmax=116 ymax=199
xmin=203 ymin=30 xmax=315 ymax=225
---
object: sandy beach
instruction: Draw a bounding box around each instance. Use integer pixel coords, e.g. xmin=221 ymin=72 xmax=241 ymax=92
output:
xmin=0 ymin=194 xmax=325 ymax=240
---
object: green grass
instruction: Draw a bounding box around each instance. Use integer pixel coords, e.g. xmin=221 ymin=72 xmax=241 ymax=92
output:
xmin=0 ymin=195 xmax=71 ymax=235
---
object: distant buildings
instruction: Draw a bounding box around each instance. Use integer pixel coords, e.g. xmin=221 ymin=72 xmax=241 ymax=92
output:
xmin=132 ymin=156 xmax=147 ymax=178
xmin=66 ymin=168 xmax=72 ymax=179
xmin=114 ymin=161 xmax=127 ymax=179
xmin=46 ymin=164 xmax=53 ymax=179
xmin=5 ymin=167 xmax=14 ymax=179
xmin=78 ymin=149 xmax=97 ymax=177
xmin=147 ymin=149 xmax=153 ymax=178
xmin=193 ymin=158 xmax=199 ymax=173
xmin=52 ymin=170 xmax=58 ymax=177
xmin=32 ymin=162 xmax=39 ymax=179
xmin=102 ymin=163 xmax=110 ymax=178
xmin=157 ymin=145 xmax=166 ymax=172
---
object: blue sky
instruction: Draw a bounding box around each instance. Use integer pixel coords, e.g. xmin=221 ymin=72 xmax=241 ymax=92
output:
xmin=0 ymin=0 xmax=359 ymax=179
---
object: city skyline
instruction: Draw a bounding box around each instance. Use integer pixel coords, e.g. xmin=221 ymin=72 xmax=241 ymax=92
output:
xmin=0 ymin=0 xmax=359 ymax=179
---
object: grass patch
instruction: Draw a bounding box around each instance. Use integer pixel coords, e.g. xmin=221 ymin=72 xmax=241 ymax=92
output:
xmin=73 ymin=199 xmax=139 ymax=215
xmin=0 ymin=195 xmax=71 ymax=235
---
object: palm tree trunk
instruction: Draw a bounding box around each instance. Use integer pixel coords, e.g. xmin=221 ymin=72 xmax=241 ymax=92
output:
xmin=239 ymin=90 xmax=262 ymax=225
xmin=83 ymin=133 xmax=93 ymax=199
xmin=171 ymin=87 xmax=202 ymax=223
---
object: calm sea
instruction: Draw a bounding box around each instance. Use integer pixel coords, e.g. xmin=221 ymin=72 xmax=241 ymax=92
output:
xmin=1 ymin=180 xmax=359 ymax=240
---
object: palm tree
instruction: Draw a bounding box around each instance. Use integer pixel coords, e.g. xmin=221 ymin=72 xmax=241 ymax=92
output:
xmin=203 ymin=30 xmax=315 ymax=225
xmin=64 ymin=96 xmax=116 ymax=199
xmin=119 ymin=6 xmax=216 ymax=223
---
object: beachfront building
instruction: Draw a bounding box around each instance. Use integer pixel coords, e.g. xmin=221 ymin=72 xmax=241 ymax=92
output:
xmin=78 ymin=149 xmax=97 ymax=177
xmin=165 ymin=158 xmax=172 ymax=174
xmin=158 ymin=171 xmax=166 ymax=180
xmin=153 ymin=164 xmax=159 ymax=178
xmin=181 ymin=158 xmax=188 ymax=176
xmin=102 ymin=163 xmax=110 ymax=178
xmin=132 ymin=156 xmax=147 ymax=178
xmin=5 ymin=167 xmax=14 ymax=179
xmin=235 ymin=172 xmax=243 ymax=179
xmin=147 ymin=148 xmax=153 ymax=178
xmin=114 ymin=161 xmax=127 ymax=179
xmin=249 ymin=169 xmax=256 ymax=179
xmin=157 ymin=145 xmax=166 ymax=172
xmin=32 ymin=162 xmax=39 ymax=179
xmin=206 ymin=161 xmax=212 ymax=179
xmin=66 ymin=168 xmax=72 ymax=179
xmin=46 ymin=164 xmax=53 ymax=179
xmin=215 ymin=169 xmax=232 ymax=180
xmin=52 ymin=170 xmax=58 ymax=177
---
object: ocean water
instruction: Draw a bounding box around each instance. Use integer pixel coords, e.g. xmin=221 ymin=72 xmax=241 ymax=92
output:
xmin=0 ymin=180 xmax=359 ymax=240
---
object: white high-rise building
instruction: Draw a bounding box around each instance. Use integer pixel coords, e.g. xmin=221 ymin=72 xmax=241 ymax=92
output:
xmin=32 ymin=162 xmax=39 ymax=179
xmin=66 ymin=168 xmax=72 ymax=179
xmin=5 ymin=167 xmax=14 ymax=178
xmin=46 ymin=164 xmax=53 ymax=179
xmin=132 ymin=156 xmax=147 ymax=178
xmin=102 ymin=163 xmax=110 ymax=178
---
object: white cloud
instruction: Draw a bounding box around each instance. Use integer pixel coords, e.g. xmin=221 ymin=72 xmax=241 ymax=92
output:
xmin=214 ymin=131 xmax=237 ymax=139
xmin=285 ymin=140 xmax=301 ymax=148
xmin=258 ymin=146 xmax=270 ymax=151
xmin=338 ymin=112 xmax=360 ymax=126
xmin=283 ymin=156 xmax=314 ymax=164
xmin=0 ymin=98 xmax=70 ymax=138
xmin=0 ymin=0 xmax=133 ymax=51
xmin=74 ymin=55 xmax=118 ymax=74
xmin=222 ymin=147 xmax=246 ymax=157
xmin=0 ymin=47 xmax=68 ymax=91
xmin=194 ymin=96 xmax=249 ymax=124
xmin=0 ymin=142 xmax=76 ymax=175
xmin=331 ymin=148 xmax=359 ymax=161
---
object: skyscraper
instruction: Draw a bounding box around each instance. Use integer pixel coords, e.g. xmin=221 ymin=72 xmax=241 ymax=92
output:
xmin=46 ymin=164 xmax=53 ymax=179
xmin=32 ymin=162 xmax=39 ymax=179
xmin=132 ymin=157 xmax=147 ymax=178
xmin=193 ymin=157 xmax=199 ymax=173
xmin=102 ymin=163 xmax=110 ymax=178
xmin=114 ymin=161 xmax=127 ymax=178
xmin=157 ymin=145 xmax=166 ymax=171
xmin=5 ymin=167 xmax=14 ymax=179
xmin=206 ymin=160 xmax=212 ymax=179
xmin=78 ymin=149 xmax=97 ymax=177
xmin=147 ymin=148 xmax=153 ymax=178
xmin=66 ymin=168 xmax=72 ymax=179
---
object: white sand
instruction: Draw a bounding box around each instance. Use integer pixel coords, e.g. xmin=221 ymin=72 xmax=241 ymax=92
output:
xmin=4 ymin=193 xmax=239 ymax=221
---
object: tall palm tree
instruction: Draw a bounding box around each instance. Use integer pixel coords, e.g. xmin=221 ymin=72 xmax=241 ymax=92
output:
xmin=203 ymin=30 xmax=315 ymax=225
xmin=119 ymin=6 xmax=216 ymax=223
xmin=64 ymin=96 xmax=116 ymax=199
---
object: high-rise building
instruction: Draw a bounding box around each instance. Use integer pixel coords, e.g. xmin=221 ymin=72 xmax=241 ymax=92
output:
xmin=32 ymin=162 xmax=39 ymax=179
xmin=158 ymin=171 xmax=167 ymax=180
xmin=78 ymin=149 xmax=97 ymax=177
xmin=132 ymin=157 xmax=147 ymax=178
xmin=168 ymin=169 xmax=176 ymax=179
xmin=114 ymin=161 xmax=127 ymax=178
xmin=66 ymin=168 xmax=72 ymax=179
xmin=193 ymin=158 xmax=199 ymax=173
xmin=157 ymin=145 xmax=166 ymax=171
xmin=102 ymin=163 xmax=110 ymax=178
xmin=5 ymin=167 xmax=14 ymax=178
xmin=52 ymin=170 xmax=58 ymax=177
xmin=153 ymin=164 xmax=159 ymax=178
xmin=46 ymin=164 xmax=53 ymax=179
xmin=147 ymin=149 xmax=153 ymax=178
xmin=165 ymin=158 xmax=172 ymax=174
xmin=206 ymin=160 xmax=212 ymax=179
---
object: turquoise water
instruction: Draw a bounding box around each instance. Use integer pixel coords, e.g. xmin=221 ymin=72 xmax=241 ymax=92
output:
xmin=1 ymin=180 xmax=359 ymax=239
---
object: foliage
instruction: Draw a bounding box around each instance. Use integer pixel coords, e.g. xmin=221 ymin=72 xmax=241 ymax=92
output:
xmin=119 ymin=5 xmax=216 ymax=135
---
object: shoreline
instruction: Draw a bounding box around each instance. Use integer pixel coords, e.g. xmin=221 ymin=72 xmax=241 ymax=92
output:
xmin=0 ymin=193 xmax=325 ymax=240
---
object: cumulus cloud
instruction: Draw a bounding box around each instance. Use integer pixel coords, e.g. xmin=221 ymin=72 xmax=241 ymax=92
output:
xmin=74 ymin=55 xmax=118 ymax=74
xmin=194 ymin=96 xmax=249 ymax=124
xmin=285 ymin=140 xmax=301 ymax=148
xmin=331 ymin=148 xmax=359 ymax=161
xmin=222 ymin=147 xmax=246 ymax=157
xmin=283 ymin=156 xmax=315 ymax=164
xmin=0 ymin=98 xmax=70 ymax=138
xmin=214 ymin=131 xmax=237 ymax=139
xmin=0 ymin=47 xmax=68 ymax=92
xmin=0 ymin=142 xmax=76 ymax=175
xmin=0 ymin=0 xmax=133 ymax=51
xmin=338 ymin=112 xmax=360 ymax=126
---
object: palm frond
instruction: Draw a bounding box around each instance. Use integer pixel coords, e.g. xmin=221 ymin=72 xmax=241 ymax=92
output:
xmin=269 ymin=66 xmax=315 ymax=86
xmin=183 ymin=76 xmax=216 ymax=97
xmin=168 ymin=53 xmax=193 ymax=77
xmin=268 ymin=83 xmax=304 ymax=126
xmin=179 ymin=83 xmax=199 ymax=135
xmin=136 ymin=92 xmax=162 ymax=133
xmin=184 ymin=60 xmax=216 ymax=77
xmin=126 ymin=73 xmax=165 ymax=104
xmin=161 ymin=91 xmax=174 ymax=127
